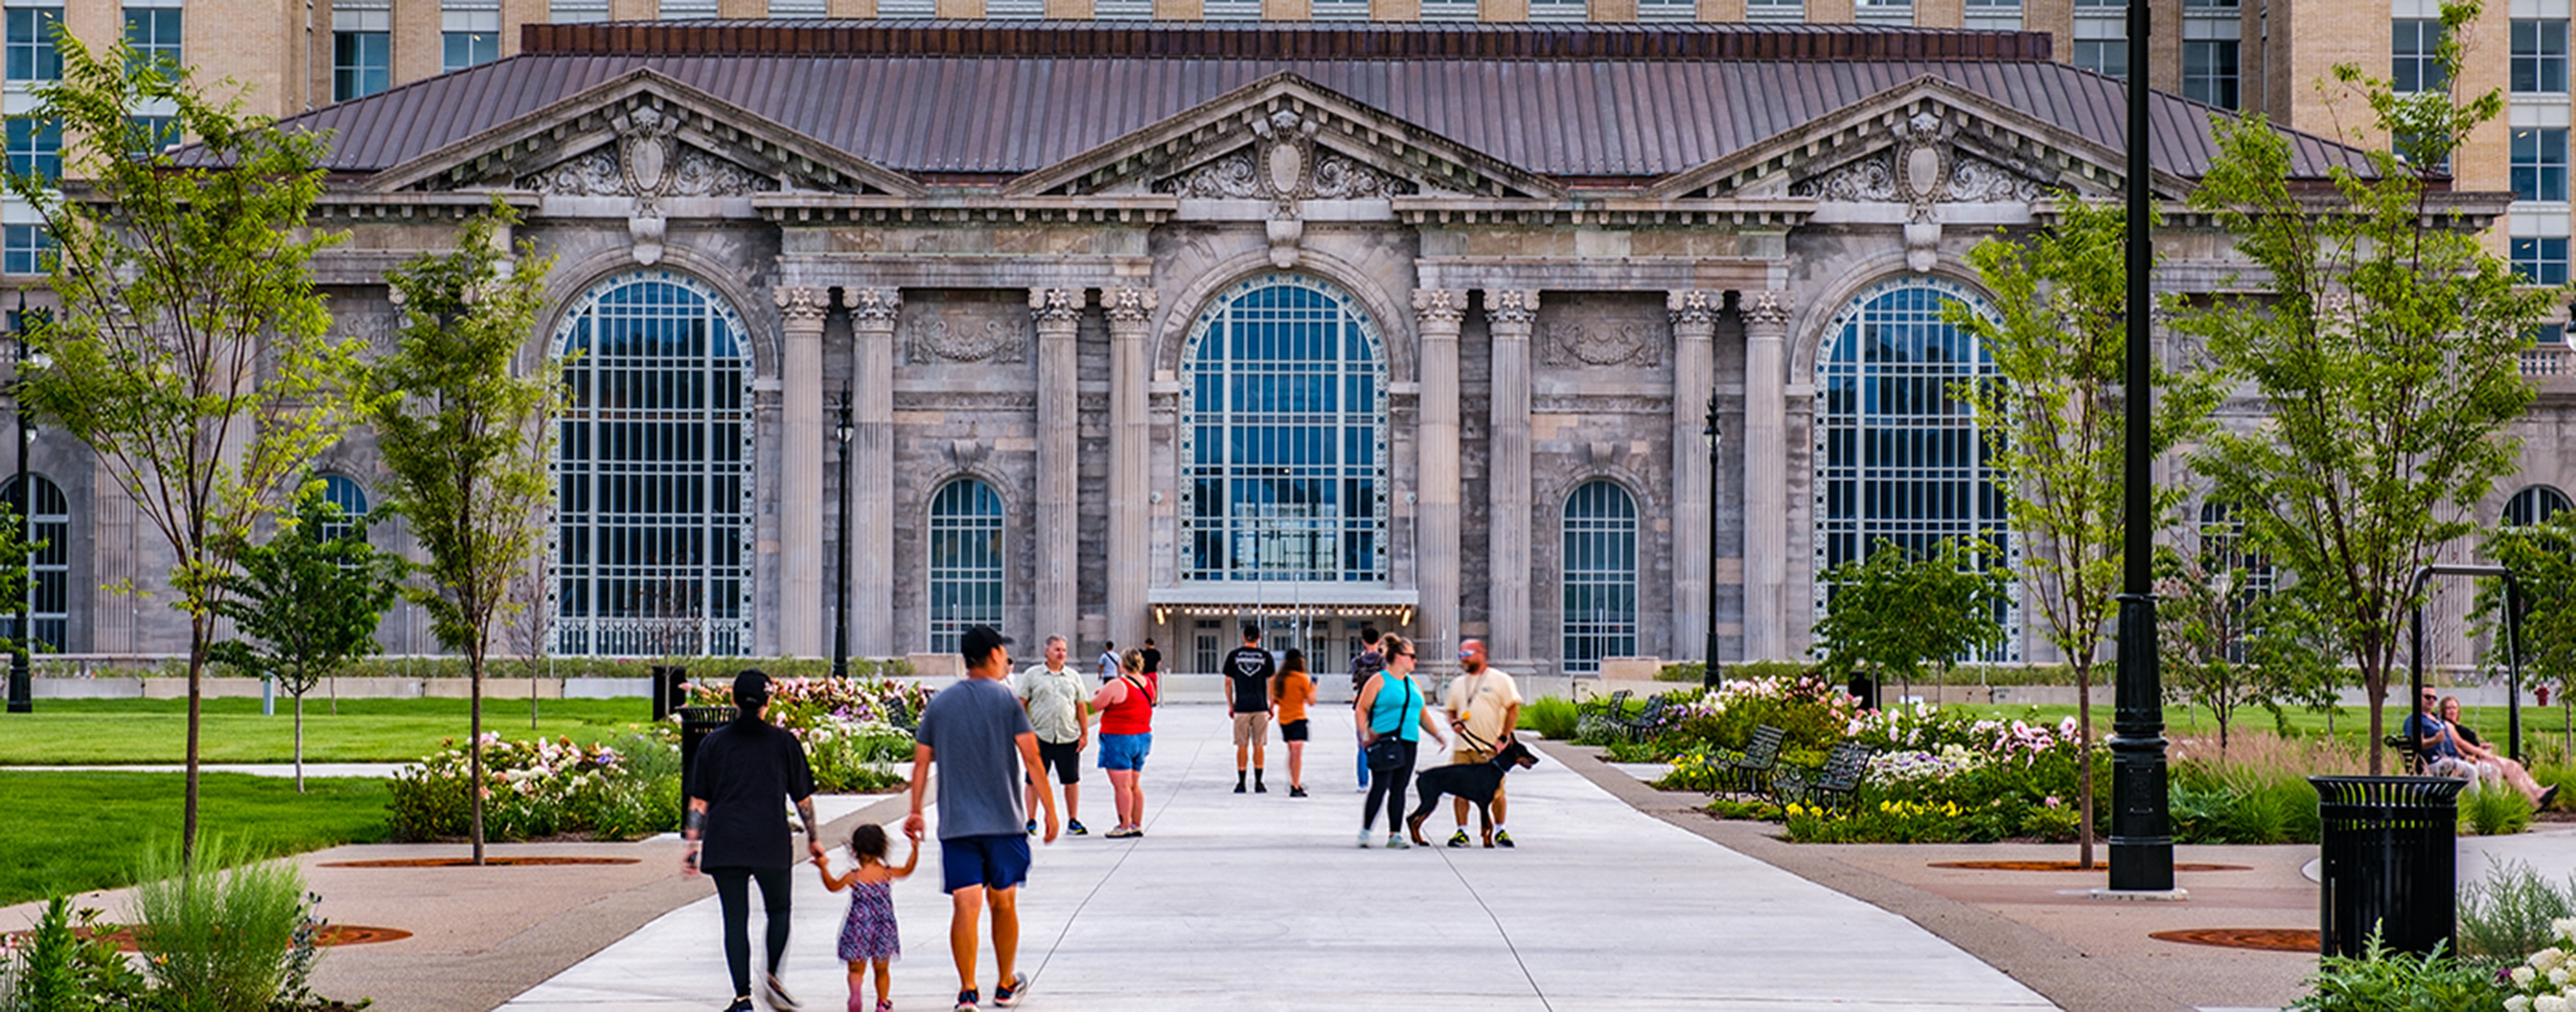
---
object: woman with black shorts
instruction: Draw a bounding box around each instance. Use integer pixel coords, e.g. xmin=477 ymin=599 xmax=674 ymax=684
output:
xmin=1273 ymin=649 xmax=1317 ymax=798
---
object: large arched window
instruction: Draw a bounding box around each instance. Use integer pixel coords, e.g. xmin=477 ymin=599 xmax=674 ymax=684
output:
xmin=1813 ymin=277 xmax=2018 ymax=658
xmin=551 ymin=270 xmax=754 ymax=657
xmin=2506 ymin=485 xmax=2573 ymax=527
xmin=927 ymin=477 xmax=1005 ymax=654
xmin=316 ymin=473 xmax=369 ymax=543
xmin=1179 ymin=273 xmax=1388 ymax=583
xmin=2 ymin=474 xmax=66 ymax=650
xmin=1561 ymin=480 xmax=1638 ymax=674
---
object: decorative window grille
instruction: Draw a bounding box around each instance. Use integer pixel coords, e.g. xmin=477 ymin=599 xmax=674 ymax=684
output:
xmin=551 ymin=270 xmax=755 ymax=658
xmin=2507 ymin=485 xmax=2574 ymax=526
xmin=1179 ymin=274 xmax=1389 ymax=585
xmin=1561 ymin=480 xmax=1638 ymax=675
xmin=1813 ymin=278 xmax=2018 ymax=661
xmin=317 ymin=474 xmax=371 ymax=544
xmin=2516 ymin=18 xmax=2570 ymax=94
xmin=1 ymin=474 xmax=66 ymax=651
xmin=927 ymin=477 xmax=1004 ymax=655
xmin=1528 ymin=0 xmax=1588 ymax=22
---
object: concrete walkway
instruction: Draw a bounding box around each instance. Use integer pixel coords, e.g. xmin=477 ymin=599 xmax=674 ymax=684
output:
xmin=496 ymin=702 xmax=2054 ymax=1012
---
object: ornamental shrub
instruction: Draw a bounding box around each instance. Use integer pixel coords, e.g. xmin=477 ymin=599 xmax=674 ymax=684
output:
xmin=2460 ymin=861 xmax=2576 ymax=962
xmin=130 ymin=837 xmax=309 ymax=1012
xmin=2295 ymin=936 xmax=2501 ymax=1012
xmin=388 ymin=734 xmax=639 ymax=841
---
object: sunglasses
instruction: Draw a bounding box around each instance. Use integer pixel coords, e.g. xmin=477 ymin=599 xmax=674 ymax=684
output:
xmin=1391 ymin=651 xmax=1415 ymax=659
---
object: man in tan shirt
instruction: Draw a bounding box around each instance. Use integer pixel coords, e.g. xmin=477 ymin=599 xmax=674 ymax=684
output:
xmin=1443 ymin=638 xmax=1522 ymax=847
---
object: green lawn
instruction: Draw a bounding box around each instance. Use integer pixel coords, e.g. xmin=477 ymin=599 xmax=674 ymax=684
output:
xmin=1946 ymin=700 xmax=2570 ymax=757
xmin=0 ymin=696 xmax=661 ymax=765
xmin=0 ymin=771 xmax=392 ymax=906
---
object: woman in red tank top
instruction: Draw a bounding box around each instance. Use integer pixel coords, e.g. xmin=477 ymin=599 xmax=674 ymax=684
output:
xmin=1090 ymin=649 xmax=1156 ymax=838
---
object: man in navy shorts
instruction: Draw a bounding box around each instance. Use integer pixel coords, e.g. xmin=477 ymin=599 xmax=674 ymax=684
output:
xmin=908 ymin=626 xmax=1058 ymax=1011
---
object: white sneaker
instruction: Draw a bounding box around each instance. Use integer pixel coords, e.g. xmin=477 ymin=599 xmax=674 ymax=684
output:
xmin=1356 ymin=829 xmax=1373 ymax=848
xmin=1385 ymin=834 xmax=1410 ymax=850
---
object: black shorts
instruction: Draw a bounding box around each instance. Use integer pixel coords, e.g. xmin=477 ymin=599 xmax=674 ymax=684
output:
xmin=1279 ymin=719 xmax=1311 ymax=742
xmin=1032 ymin=740 xmax=1082 ymax=785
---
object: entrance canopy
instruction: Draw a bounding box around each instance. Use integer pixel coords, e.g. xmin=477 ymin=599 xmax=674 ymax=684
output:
xmin=1147 ymin=584 xmax=1417 ymax=627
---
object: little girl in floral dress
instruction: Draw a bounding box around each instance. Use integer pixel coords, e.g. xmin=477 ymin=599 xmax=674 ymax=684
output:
xmin=819 ymin=822 xmax=918 ymax=1012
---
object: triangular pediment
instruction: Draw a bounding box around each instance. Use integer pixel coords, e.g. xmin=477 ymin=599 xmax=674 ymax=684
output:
xmin=1003 ymin=73 xmax=1565 ymax=201
xmin=1644 ymin=76 xmax=2191 ymax=204
xmin=364 ymin=69 xmax=926 ymax=199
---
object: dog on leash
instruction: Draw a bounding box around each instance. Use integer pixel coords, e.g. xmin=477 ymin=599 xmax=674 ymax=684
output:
xmin=1405 ymin=738 xmax=1540 ymax=847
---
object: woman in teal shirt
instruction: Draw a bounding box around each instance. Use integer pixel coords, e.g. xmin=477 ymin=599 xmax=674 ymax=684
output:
xmin=1354 ymin=635 xmax=1442 ymax=849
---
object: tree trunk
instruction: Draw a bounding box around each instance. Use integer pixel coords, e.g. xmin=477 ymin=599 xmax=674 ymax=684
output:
xmin=2364 ymin=659 xmax=2386 ymax=776
xmin=470 ymin=644 xmax=486 ymax=867
xmin=182 ymin=612 xmax=208 ymax=869
xmin=294 ymin=693 xmax=306 ymax=794
xmin=2076 ymin=656 xmax=2095 ymax=870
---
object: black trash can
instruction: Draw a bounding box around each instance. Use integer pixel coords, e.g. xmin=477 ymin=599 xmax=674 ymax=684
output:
xmin=650 ymin=665 xmax=689 ymax=722
xmin=2311 ymin=775 xmax=2464 ymax=958
xmin=677 ymin=704 xmax=737 ymax=817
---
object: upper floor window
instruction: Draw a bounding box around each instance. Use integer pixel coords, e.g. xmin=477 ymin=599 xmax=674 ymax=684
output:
xmin=442 ymin=1 xmax=502 ymax=73
xmin=2395 ymin=19 xmax=2449 ymax=94
xmin=2073 ymin=0 xmax=2129 ymax=79
xmin=6 ymin=117 xmax=58 ymax=181
xmin=2 ymin=224 xmax=49 ymax=275
xmin=6 ymin=6 xmax=59 ymax=84
xmin=2516 ymin=19 xmax=2570 ymax=94
xmin=2515 ymin=127 xmax=2569 ymax=201
xmin=1529 ymin=0 xmax=1589 ymax=22
xmin=1636 ymin=0 xmax=1693 ymax=21
xmin=334 ymin=1 xmax=390 ymax=101
xmin=122 ymin=6 xmax=181 ymax=80
xmin=2184 ymin=40 xmax=2240 ymax=109
xmin=1962 ymin=0 xmax=2019 ymax=31
xmin=2514 ymin=236 xmax=2570 ymax=284
xmin=1744 ymin=0 xmax=1803 ymax=21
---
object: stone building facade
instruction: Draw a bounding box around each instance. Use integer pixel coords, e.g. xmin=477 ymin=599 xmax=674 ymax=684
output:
xmin=20 ymin=20 xmax=2568 ymax=676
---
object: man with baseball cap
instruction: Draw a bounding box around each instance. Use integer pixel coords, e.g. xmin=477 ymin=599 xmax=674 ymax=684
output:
xmin=909 ymin=626 xmax=1058 ymax=1010
xmin=684 ymin=669 xmax=822 ymax=1012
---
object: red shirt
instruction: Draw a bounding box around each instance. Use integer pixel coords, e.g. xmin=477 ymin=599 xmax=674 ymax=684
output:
xmin=1100 ymin=673 xmax=1156 ymax=735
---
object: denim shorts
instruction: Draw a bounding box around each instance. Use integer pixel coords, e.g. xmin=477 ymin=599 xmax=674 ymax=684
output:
xmin=1098 ymin=732 xmax=1151 ymax=771
xmin=939 ymin=833 xmax=1031 ymax=894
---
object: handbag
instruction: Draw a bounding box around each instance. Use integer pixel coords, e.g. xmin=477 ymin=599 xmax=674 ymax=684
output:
xmin=1363 ymin=679 xmax=1416 ymax=771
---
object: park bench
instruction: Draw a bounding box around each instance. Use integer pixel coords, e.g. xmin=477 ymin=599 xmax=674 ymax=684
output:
xmin=1775 ymin=741 xmax=1875 ymax=811
xmin=1710 ymin=724 xmax=1787 ymax=799
xmin=1612 ymin=693 xmax=1680 ymax=742
xmin=2381 ymin=734 xmax=2427 ymax=776
xmin=1574 ymin=689 xmax=1632 ymax=742
xmin=880 ymin=695 xmax=920 ymax=734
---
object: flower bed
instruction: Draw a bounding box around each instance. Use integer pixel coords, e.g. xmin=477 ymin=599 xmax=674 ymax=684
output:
xmin=684 ymin=675 xmax=927 ymax=792
xmin=387 ymin=733 xmax=678 ymax=842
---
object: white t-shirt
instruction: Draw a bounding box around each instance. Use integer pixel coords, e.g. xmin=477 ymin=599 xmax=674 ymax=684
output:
xmin=1445 ymin=669 xmax=1522 ymax=753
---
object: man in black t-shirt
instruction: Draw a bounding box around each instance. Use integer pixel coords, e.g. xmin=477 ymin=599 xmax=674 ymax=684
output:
xmin=684 ymin=670 xmax=822 ymax=1012
xmin=1140 ymin=639 xmax=1162 ymax=677
xmin=1224 ymin=623 xmax=1276 ymax=794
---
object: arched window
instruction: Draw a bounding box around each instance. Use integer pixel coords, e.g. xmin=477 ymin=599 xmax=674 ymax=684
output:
xmin=927 ymin=477 xmax=1005 ymax=654
xmin=316 ymin=473 xmax=369 ymax=543
xmin=2197 ymin=500 xmax=2275 ymax=661
xmin=1179 ymin=273 xmax=1388 ymax=583
xmin=2 ymin=474 xmax=67 ymax=650
xmin=2505 ymin=485 xmax=2573 ymax=527
xmin=551 ymin=270 xmax=754 ymax=657
xmin=1561 ymin=480 xmax=1638 ymax=674
xmin=1813 ymin=277 xmax=2018 ymax=659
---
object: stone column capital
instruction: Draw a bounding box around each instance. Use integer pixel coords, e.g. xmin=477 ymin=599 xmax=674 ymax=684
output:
xmin=1485 ymin=289 xmax=1539 ymax=328
xmin=1104 ymin=284 xmax=1159 ymax=326
xmin=1030 ymin=286 xmax=1087 ymax=325
xmin=774 ymin=286 xmax=830 ymax=327
xmin=1742 ymin=290 xmax=1795 ymax=330
xmin=1413 ymin=288 xmax=1469 ymax=328
xmin=1668 ymin=289 xmax=1721 ymax=328
xmin=842 ymin=286 xmax=902 ymax=324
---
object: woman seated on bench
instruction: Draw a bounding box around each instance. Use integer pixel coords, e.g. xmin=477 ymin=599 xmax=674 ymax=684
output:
xmin=2403 ymin=688 xmax=2484 ymax=781
xmin=2440 ymin=696 xmax=2557 ymax=809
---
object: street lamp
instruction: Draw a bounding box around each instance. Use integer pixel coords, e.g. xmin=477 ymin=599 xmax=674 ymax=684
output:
xmin=1704 ymin=391 xmax=1722 ymax=689
xmin=2107 ymin=0 xmax=2175 ymax=892
xmin=7 ymin=292 xmax=30 ymax=714
xmin=832 ymin=382 xmax=853 ymax=680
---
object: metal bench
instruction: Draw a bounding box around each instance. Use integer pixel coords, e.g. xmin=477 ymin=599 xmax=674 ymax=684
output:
xmin=1776 ymin=741 xmax=1874 ymax=811
xmin=1574 ymin=689 xmax=1632 ymax=742
xmin=880 ymin=695 xmax=920 ymax=734
xmin=1711 ymin=724 xmax=1786 ymax=799
xmin=1612 ymin=693 xmax=1679 ymax=742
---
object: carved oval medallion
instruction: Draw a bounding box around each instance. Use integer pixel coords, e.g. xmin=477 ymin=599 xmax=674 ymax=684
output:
xmin=1905 ymin=146 xmax=1941 ymax=199
xmin=627 ymin=137 xmax=668 ymax=195
xmin=1268 ymin=144 xmax=1305 ymax=196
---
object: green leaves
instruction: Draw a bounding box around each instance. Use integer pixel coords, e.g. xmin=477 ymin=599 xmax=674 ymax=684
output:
xmin=206 ymin=481 xmax=402 ymax=701
xmin=1811 ymin=537 xmax=2011 ymax=690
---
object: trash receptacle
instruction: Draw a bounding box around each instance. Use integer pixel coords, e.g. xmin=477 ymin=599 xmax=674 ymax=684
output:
xmin=651 ymin=665 xmax=689 ymax=722
xmin=2311 ymin=775 xmax=2464 ymax=958
xmin=677 ymin=704 xmax=736 ymax=822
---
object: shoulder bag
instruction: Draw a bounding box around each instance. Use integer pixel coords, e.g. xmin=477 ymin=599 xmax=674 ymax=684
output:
xmin=1364 ymin=678 xmax=1416 ymax=771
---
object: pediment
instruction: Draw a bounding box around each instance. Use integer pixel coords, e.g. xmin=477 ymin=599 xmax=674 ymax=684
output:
xmin=363 ymin=69 xmax=926 ymax=200
xmin=1003 ymin=73 xmax=1565 ymax=201
xmin=1644 ymin=76 xmax=2191 ymax=204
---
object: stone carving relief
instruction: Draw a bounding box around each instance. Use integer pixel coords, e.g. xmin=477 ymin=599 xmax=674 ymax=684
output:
xmin=904 ymin=311 xmax=1029 ymax=365
xmin=526 ymin=150 xmax=623 ymax=197
xmin=1542 ymin=319 xmax=1662 ymax=369
xmin=338 ymin=310 xmax=403 ymax=356
xmin=512 ymin=104 xmax=777 ymax=267
xmin=1947 ymin=154 xmax=2043 ymax=202
xmin=1162 ymin=151 xmax=1261 ymax=200
xmin=1153 ymin=108 xmax=1417 ymax=268
xmin=1786 ymin=109 xmax=2053 ymax=272
xmin=1791 ymin=153 xmax=1898 ymax=202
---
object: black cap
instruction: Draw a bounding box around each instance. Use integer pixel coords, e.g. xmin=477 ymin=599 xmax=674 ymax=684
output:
xmin=960 ymin=625 xmax=1012 ymax=668
xmin=732 ymin=669 xmax=772 ymax=708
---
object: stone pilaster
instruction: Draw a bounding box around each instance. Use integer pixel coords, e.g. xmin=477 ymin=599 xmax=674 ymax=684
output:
xmin=775 ymin=286 xmax=829 ymax=658
xmin=1032 ymin=287 xmax=1087 ymax=646
xmin=1484 ymin=290 xmax=1537 ymax=664
xmin=844 ymin=287 xmax=901 ymax=658
xmin=1742 ymin=290 xmax=1793 ymax=662
xmin=1105 ymin=285 xmax=1156 ymax=654
xmin=1669 ymin=290 xmax=1719 ymax=663
xmin=1413 ymin=288 xmax=1467 ymax=673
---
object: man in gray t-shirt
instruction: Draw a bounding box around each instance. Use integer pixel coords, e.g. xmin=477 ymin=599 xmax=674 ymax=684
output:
xmin=908 ymin=626 xmax=1054 ymax=1010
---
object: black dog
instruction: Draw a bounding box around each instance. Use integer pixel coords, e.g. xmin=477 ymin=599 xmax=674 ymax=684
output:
xmin=1405 ymin=739 xmax=1540 ymax=847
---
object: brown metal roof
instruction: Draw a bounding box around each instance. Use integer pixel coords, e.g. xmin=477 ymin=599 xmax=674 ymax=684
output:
xmin=289 ymin=22 xmax=2372 ymax=182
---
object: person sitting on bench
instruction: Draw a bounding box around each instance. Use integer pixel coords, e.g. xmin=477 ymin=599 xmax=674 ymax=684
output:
xmin=2441 ymin=696 xmax=2557 ymax=808
xmin=2403 ymin=688 xmax=2483 ymax=781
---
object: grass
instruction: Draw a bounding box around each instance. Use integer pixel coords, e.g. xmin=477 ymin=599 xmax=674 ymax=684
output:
xmin=0 ymin=697 xmax=658 ymax=765
xmin=0 ymin=772 xmax=391 ymax=907
xmin=1952 ymin=702 xmax=2548 ymax=761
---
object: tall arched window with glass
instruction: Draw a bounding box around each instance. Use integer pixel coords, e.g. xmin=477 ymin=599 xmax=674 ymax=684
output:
xmin=1179 ymin=274 xmax=1389 ymax=583
xmin=316 ymin=473 xmax=369 ymax=544
xmin=2197 ymin=500 xmax=2276 ymax=662
xmin=2506 ymin=485 xmax=2573 ymax=527
xmin=550 ymin=270 xmax=754 ymax=657
xmin=926 ymin=477 xmax=1004 ymax=654
xmin=1561 ymin=480 xmax=1638 ymax=674
xmin=2 ymin=475 xmax=66 ymax=650
xmin=1812 ymin=278 xmax=2018 ymax=659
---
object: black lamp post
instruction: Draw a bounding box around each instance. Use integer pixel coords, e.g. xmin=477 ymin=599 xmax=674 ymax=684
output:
xmin=832 ymin=381 xmax=853 ymax=680
xmin=1703 ymin=392 xmax=1722 ymax=689
xmin=2107 ymin=0 xmax=2174 ymax=892
xmin=7 ymin=292 xmax=29 ymax=714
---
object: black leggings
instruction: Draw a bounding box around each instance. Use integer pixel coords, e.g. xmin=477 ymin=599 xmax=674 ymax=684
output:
xmin=1362 ymin=739 xmax=1418 ymax=834
xmin=708 ymin=866 xmax=793 ymax=999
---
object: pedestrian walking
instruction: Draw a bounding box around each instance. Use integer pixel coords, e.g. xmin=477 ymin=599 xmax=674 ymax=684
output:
xmin=1349 ymin=625 xmax=1385 ymax=793
xmin=1098 ymin=641 xmax=1119 ymax=683
xmin=906 ymin=626 xmax=1057 ymax=1012
xmin=1091 ymin=648 xmax=1156 ymax=837
xmin=1273 ymin=648 xmax=1316 ymax=798
xmin=1442 ymin=638 xmax=1524 ymax=847
xmin=684 ymin=670 xmax=823 ymax=1012
xmin=1356 ymin=635 xmax=1441 ymax=849
xmin=1140 ymin=638 xmax=1162 ymax=680
xmin=819 ymin=823 xmax=919 ymax=1012
xmin=1013 ymin=636 xmax=1091 ymax=836
xmin=1224 ymin=623 xmax=1276 ymax=794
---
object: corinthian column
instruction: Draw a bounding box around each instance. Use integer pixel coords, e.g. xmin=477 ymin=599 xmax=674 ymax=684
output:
xmin=1485 ymin=290 xmax=1537 ymax=664
xmin=1105 ymin=284 xmax=1156 ymax=653
xmin=775 ymin=287 xmax=829 ymax=657
xmin=1742 ymin=290 xmax=1793 ymax=662
xmin=1669 ymin=290 xmax=1718 ymax=663
xmin=1414 ymin=288 xmax=1467 ymax=673
xmin=1032 ymin=287 xmax=1087 ymax=645
xmin=844 ymin=287 xmax=900 ymax=658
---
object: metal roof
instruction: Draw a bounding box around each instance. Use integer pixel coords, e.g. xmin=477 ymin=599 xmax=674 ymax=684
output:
xmin=285 ymin=22 xmax=2372 ymax=182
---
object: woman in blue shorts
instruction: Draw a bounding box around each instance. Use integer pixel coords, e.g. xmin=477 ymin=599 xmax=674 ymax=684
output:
xmin=1090 ymin=649 xmax=1156 ymax=838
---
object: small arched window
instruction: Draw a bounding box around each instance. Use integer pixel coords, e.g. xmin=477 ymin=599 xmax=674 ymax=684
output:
xmin=2 ymin=474 xmax=67 ymax=650
xmin=1561 ymin=480 xmax=1638 ymax=674
xmin=927 ymin=477 xmax=1005 ymax=654
xmin=2505 ymin=485 xmax=2573 ymax=527
xmin=316 ymin=473 xmax=370 ymax=543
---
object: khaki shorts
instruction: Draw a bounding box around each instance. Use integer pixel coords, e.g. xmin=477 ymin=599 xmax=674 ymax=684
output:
xmin=1232 ymin=710 xmax=1271 ymax=747
xmin=1454 ymin=748 xmax=1505 ymax=797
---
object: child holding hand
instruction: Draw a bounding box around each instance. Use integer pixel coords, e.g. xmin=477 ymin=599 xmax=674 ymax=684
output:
xmin=819 ymin=822 xmax=918 ymax=1012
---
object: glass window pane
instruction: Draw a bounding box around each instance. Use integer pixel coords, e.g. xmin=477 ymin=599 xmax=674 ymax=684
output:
xmin=0 ymin=475 xmax=69 ymax=650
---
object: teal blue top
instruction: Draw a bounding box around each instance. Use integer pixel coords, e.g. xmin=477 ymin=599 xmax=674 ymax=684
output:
xmin=1366 ymin=674 xmax=1422 ymax=742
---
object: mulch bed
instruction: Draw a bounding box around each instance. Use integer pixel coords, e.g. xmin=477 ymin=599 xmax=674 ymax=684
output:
xmin=7 ymin=925 xmax=414 ymax=952
xmin=1928 ymin=860 xmax=2252 ymax=872
xmin=318 ymin=857 xmax=641 ymax=868
xmin=2148 ymin=927 xmax=2318 ymax=952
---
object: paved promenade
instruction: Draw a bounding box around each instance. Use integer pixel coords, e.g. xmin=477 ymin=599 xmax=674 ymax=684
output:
xmin=496 ymin=702 xmax=2053 ymax=1012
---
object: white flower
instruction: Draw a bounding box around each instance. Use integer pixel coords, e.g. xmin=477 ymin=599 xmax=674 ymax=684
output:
xmin=2537 ymin=994 xmax=2568 ymax=1012
xmin=2552 ymin=966 xmax=2570 ymax=988
xmin=2516 ymin=966 xmax=2540 ymax=987
xmin=2509 ymin=996 xmax=2533 ymax=1012
xmin=2540 ymin=948 xmax=2568 ymax=972
xmin=2557 ymin=918 xmax=2576 ymax=940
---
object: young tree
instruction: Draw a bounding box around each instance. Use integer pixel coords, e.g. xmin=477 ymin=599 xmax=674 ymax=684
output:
xmin=367 ymin=200 xmax=556 ymax=864
xmin=2480 ymin=512 xmax=2576 ymax=757
xmin=208 ymin=482 xmax=402 ymax=791
xmin=1811 ymin=537 xmax=2011 ymax=708
xmin=2 ymin=36 xmax=355 ymax=862
xmin=1950 ymin=199 xmax=2220 ymax=868
xmin=2154 ymin=545 xmax=2300 ymax=753
xmin=2179 ymin=0 xmax=2562 ymax=773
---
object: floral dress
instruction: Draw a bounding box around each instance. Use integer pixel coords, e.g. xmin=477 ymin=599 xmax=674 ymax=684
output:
xmin=837 ymin=878 xmax=901 ymax=962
